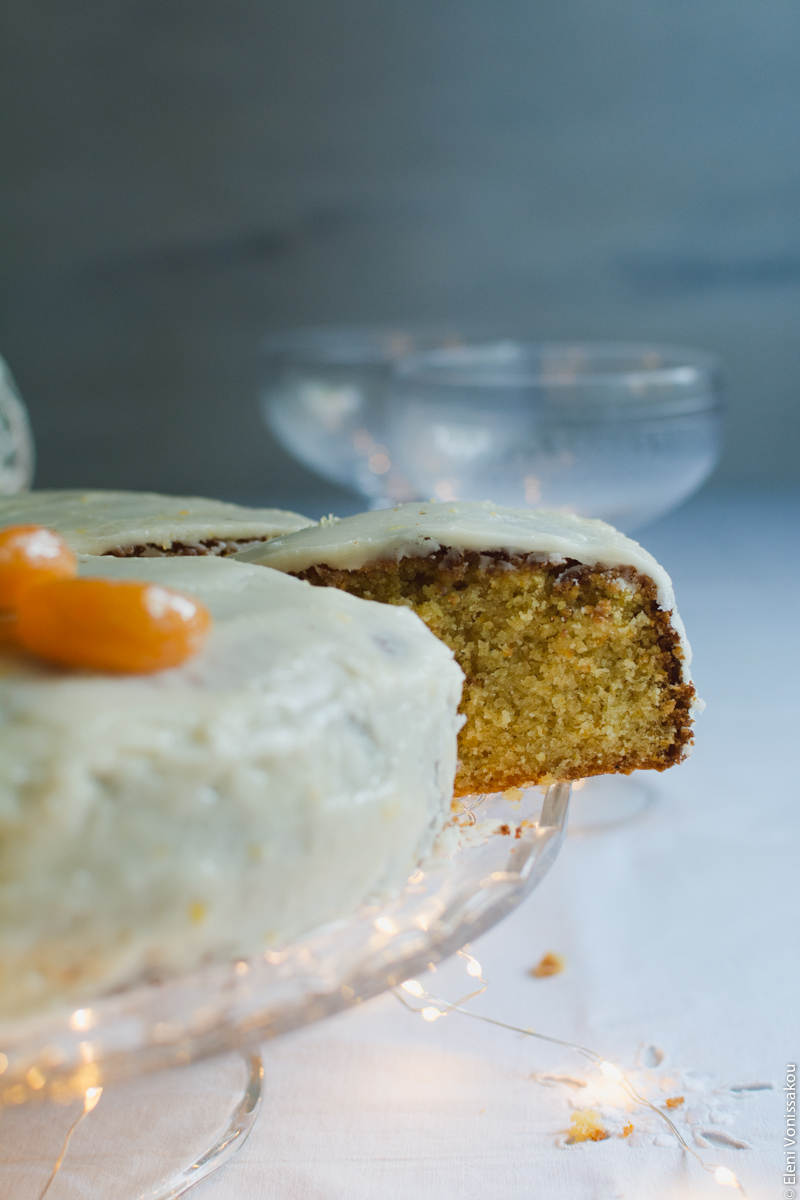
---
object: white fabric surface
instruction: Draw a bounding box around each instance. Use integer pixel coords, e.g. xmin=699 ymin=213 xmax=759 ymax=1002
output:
xmin=1 ymin=490 xmax=796 ymax=1199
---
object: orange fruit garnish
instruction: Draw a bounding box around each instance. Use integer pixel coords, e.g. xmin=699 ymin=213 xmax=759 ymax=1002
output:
xmin=16 ymin=577 xmax=212 ymax=673
xmin=0 ymin=612 xmax=18 ymax=647
xmin=0 ymin=525 xmax=77 ymax=610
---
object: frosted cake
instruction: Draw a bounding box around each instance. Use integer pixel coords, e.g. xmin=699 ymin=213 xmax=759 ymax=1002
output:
xmin=236 ymin=501 xmax=699 ymax=795
xmin=0 ymin=554 xmax=463 ymax=1019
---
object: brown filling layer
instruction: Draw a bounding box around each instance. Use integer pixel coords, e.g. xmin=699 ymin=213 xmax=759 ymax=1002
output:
xmin=295 ymin=550 xmax=695 ymax=795
xmin=103 ymin=537 xmax=270 ymax=558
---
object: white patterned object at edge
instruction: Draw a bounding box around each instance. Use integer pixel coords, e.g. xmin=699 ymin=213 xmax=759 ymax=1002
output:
xmin=0 ymin=356 xmax=35 ymax=494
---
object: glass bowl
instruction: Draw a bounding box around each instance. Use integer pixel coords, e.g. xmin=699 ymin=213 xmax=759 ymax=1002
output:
xmin=0 ymin=782 xmax=569 ymax=1107
xmin=387 ymin=342 xmax=724 ymax=532
xmin=259 ymin=325 xmax=485 ymax=506
xmin=260 ymin=335 xmax=723 ymax=532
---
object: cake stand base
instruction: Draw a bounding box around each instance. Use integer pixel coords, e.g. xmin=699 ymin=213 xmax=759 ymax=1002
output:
xmin=144 ymin=1050 xmax=263 ymax=1200
xmin=567 ymin=773 xmax=658 ymax=833
xmin=0 ymin=1051 xmax=263 ymax=1200
xmin=0 ymin=785 xmax=569 ymax=1198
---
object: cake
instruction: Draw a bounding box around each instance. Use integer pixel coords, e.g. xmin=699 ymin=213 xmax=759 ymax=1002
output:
xmin=235 ymin=501 xmax=699 ymax=795
xmin=0 ymin=490 xmax=313 ymax=557
xmin=0 ymin=553 xmax=463 ymax=1019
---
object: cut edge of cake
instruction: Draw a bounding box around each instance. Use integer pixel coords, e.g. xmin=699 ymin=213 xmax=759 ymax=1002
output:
xmin=235 ymin=501 xmax=701 ymax=795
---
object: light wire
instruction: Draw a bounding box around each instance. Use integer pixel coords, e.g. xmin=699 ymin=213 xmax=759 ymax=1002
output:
xmin=394 ymin=972 xmax=746 ymax=1196
xmin=37 ymin=1087 xmax=103 ymax=1200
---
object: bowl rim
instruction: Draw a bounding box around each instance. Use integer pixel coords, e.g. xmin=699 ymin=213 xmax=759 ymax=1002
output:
xmin=393 ymin=340 xmax=721 ymax=394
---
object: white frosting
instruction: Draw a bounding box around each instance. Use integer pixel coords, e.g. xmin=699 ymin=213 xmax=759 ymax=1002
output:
xmin=0 ymin=490 xmax=313 ymax=555
xmin=235 ymin=501 xmax=693 ymax=675
xmin=0 ymin=556 xmax=463 ymax=1018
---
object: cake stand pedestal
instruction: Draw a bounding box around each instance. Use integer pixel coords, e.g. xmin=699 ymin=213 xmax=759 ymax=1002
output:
xmin=141 ymin=1050 xmax=262 ymax=1200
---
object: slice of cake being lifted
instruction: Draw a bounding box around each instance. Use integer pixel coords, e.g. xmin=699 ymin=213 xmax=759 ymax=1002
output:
xmin=0 ymin=490 xmax=313 ymax=557
xmin=236 ymin=501 xmax=700 ymax=796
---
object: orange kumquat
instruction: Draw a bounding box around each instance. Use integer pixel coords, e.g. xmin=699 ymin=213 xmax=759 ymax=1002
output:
xmin=16 ymin=577 xmax=212 ymax=673
xmin=0 ymin=525 xmax=77 ymax=610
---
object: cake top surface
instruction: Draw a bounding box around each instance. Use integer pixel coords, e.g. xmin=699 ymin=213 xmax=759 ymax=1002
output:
xmin=0 ymin=490 xmax=313 ymax=555
xmin=235 ymin=500 xmax=677 ymax=609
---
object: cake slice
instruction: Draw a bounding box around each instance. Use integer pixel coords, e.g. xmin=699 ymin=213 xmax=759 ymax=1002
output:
xmin=0 ymin=490 xmax=313 ymax=557
xmin=236 ymin=501 xmax=699 ymax=795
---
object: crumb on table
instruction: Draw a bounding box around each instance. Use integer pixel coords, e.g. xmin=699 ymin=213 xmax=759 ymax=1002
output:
xmin=621 ymin=1122 xmax=634 ymax=1138
xmin=665 ymin=1095 xmax=684 ymax=1109
xmin=530 ymin=951 xmax=566 ymax=978
xmin=568 ymin=1109 xmax=607 ymax=1142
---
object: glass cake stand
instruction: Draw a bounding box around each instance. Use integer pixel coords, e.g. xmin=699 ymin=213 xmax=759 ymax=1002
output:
xmin=0 ymin=782 xmax=570 ymax=1198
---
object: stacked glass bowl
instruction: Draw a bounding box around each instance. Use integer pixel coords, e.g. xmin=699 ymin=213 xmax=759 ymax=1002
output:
xmin=260 ymin=329 xmax=724 ymax=532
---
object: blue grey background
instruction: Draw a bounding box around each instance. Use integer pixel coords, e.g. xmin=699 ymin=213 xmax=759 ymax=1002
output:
xmin=1 ymin=0 xmax=798 ymax=509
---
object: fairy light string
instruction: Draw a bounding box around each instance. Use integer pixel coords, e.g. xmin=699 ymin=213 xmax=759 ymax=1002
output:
xmin=394 ymin=952 xmax=746 ymax=1196
xmin=17 ymin=955 xmax=743 ymax=1195
xmin=37 ymin=1086 xmax=103 ymax=1200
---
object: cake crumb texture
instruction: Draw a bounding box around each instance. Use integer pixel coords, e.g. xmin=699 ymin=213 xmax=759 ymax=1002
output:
xmin=298 ymin=550 xmax=695 ymax=796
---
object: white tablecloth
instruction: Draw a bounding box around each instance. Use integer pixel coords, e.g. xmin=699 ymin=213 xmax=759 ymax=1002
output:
xmin=1 ymin=489 xmax=796 ymax=1199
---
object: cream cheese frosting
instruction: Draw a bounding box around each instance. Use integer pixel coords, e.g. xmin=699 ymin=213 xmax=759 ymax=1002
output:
xmin=234 ymin=501 xmax=693 ymax=675
xmin=0 ymin=490 xmax=313 ymax=555
xmin=0 ymin=555 xmax=464 ymax=1018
